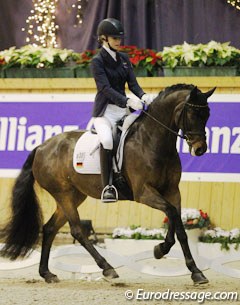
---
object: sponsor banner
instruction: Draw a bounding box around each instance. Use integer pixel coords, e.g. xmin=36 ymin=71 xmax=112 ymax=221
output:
xmin=178 ymin=99 xmax=240 ymax=181
xmin=0 ymin=94 xmax=240 ymax=182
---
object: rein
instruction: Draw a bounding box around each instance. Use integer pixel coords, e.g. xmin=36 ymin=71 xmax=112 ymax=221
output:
xmin=142 ymin=99 xmax=209 ymax=142
xmin=141 ymin=109 xmax=187 ymax=140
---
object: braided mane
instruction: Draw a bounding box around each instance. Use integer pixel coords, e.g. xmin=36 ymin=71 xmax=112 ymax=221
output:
xmin=158 ymin=83 xmax=196 ymax=99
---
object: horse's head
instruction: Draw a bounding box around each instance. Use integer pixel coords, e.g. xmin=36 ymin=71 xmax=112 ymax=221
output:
xmin=177 ymin=86 xmax=216 ymax=156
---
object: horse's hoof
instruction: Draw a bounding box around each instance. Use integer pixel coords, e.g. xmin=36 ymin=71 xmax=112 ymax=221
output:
xmin=191 ymin=272 xmax=209 ymax=285
xmin=154 ymin=244 xmax=164 ymax=259
xmin=44 ymin=274 xmax=60 ymax=283
xmin=103 ymin=268 xmax=119 ymax=279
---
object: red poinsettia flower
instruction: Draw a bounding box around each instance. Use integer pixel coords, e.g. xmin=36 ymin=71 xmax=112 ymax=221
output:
xmin=163 ymin=216 xmax=169 ymax=223
xmin=119 ymin=45 xmax=162 ymax=75
xmin=199 ymin=209 xmax=208 ymax=219
xmin=77 ymin=49 xmax=97 ymax=67
xmin=162 ymin=208 xmax=210 ymax=230
xmin=0 ymin=57 xmax=6 ymax=65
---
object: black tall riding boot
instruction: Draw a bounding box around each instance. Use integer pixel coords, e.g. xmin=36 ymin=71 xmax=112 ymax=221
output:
xmin=100 ymin=146 xmax=117 ymax=202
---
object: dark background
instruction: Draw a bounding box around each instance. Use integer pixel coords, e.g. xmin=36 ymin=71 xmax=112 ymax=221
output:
xmin=0 ymin=0 xmax=239 ymax=52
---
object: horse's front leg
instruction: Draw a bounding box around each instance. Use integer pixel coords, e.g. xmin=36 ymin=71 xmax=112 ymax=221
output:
xmin=173 ymin=212 xmax=208 ymax=284
xmin=153 ymin=190 xmax=180 ymax=259
xmin=154 ymin=216 xmax=176 ymax=259
xmin=139 ymin=185 xmax=208 ymax=285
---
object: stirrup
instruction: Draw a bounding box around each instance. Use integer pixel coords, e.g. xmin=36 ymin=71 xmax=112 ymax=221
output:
xmin=101 ymin=185 xmax=118 ymax=203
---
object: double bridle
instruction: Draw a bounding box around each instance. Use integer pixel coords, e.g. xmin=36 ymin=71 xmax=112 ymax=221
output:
xmin=142 ymin=96 xmax=209 ymax=145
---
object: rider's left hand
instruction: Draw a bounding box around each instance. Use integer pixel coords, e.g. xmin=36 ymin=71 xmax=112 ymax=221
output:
xmin=141 ymin=94 xmax=155 ymax=105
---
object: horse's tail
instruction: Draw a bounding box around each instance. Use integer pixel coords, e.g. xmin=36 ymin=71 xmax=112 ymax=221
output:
xmin=0 ymin=147 xmax=42 ymax=260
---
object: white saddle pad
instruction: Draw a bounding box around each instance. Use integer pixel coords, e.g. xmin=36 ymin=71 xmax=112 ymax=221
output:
xmin=73 ymin=131 xmax=101 ymax=174
xmin=73 ymin=114 xmax=139 ymax=174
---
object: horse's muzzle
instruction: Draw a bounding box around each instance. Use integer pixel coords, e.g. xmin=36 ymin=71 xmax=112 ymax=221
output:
xmin=189 ymin=142 xmax=207 ymax=156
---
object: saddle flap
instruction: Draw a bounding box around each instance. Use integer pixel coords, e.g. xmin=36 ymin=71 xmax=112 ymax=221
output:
xmin=73 ymin=114 xmax=139 ymax=175
xmin=73 ymin=131 xmax=101 ymax=174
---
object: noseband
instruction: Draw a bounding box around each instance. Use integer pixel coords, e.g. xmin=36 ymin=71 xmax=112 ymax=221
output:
xmin=142 ymin=95 xmax=209 ymax=143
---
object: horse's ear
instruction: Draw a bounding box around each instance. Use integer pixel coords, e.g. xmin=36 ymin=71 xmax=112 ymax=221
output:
xmin=204 ymin=87 xmax=216 ymax=99
xmin=190 ymin=86 xmax=198 ymax=99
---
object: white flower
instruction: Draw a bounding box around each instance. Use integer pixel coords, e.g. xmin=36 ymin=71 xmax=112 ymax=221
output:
xmin=150 ymin=228 xmax=166 ymax=236
xmin=112 ymin=226 xmax=166 ymax=239
xmin=204 ymin=229 xmax=216 ymax=238
xmin=59 ymin=49 xmax=73 ymax=62
xmin=181 ymin=208 xmax=200 ymax=224
xmin=215 ymin=228 xmax=230 ymax=238
xmin=112 ymin=227 xmax=132 ymax=238
xmin=182 ymin=42 xmax=195 ymax=65
xmin=214 ymin=227 xmax=222 ymax=232
xmin=230 ymin=228 xmax=240 ymax=240
xmin=135 ymin=227 xmax=144 ymax=234
xmin=40 ymin=48 xmax=56 ymax=64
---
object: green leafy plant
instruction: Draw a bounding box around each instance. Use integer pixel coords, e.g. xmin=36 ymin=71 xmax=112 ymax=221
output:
xmin=161 ymin=41 xmax=240 ymax=69
xmin=199 ymin=227 xmax=240 ymax=251
xmin=163 ymin=208 xmax=211 ymax=230
xmin=119 ymin=45 xmax=162 ymax=75
xmin=0 ymin=45 xmax=80 ymax=68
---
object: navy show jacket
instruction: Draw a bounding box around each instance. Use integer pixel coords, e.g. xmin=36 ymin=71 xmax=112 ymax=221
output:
xmin=91 ymin=48 xmax=145 ymax=117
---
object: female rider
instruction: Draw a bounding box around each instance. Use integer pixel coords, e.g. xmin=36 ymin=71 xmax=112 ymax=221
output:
xmin=91 ymin=18 xmax=153 ymax=202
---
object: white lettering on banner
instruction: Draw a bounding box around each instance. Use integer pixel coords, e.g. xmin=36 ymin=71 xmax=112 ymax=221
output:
xmin=25 ymin=125 xmax=43 ymax=151
xmin=0 ymin=116 xmax=79 ymax=151
xmin=8 ymin=117 xmax=17 ymax=151
xmin=1 ymin=116 xmax=240 ymax=154
xmin=17 ymin=117 xmax=28 ymax=151
xmin=210 ymin=126 xmax=240 ymax=154
xmin=230 ymin=127 xmax=240 ymax=153
xmin=0 ymin=117 xmax=8 ymax=150
xmin=211 ymin=127 xmax=231 ymax=153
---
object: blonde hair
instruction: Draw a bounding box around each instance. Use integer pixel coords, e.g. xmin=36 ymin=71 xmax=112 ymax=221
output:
xmin=98 ymin=35 xmax=106 ymax=45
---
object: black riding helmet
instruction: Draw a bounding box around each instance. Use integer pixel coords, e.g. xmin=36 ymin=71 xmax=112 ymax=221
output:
xmin=97 ymin=18 xmax=124 ymax=38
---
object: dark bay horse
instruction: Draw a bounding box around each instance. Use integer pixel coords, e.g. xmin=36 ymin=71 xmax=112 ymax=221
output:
xmin=0 ymin=84 xmax=216 ymax=284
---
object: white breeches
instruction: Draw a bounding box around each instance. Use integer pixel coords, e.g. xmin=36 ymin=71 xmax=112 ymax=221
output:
xmin=93 ymin=104 xmax=128 ymax=150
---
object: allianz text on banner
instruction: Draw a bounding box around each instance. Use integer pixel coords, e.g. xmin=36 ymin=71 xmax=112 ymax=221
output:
xmin=0 ymin=94 xmax=239 ymax=182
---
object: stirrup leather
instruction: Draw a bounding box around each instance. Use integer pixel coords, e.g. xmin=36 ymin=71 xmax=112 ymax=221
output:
xmin=101 ymin=185 xmax=118 ymax=203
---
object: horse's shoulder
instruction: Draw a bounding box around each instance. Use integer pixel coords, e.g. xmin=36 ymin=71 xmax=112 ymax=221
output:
xmin=65 ymin=129 xmax=85 ymax=138
xmin=62 ymin=130 xmax=87 ymax=146
xmin=39 ymin=130 xmax=84 ymax=151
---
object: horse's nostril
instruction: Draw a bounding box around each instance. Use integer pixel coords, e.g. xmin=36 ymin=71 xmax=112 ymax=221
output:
xmin=195 ymin=147 xmax=205 ymax=156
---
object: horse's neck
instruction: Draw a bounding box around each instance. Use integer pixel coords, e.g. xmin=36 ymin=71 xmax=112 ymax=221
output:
xmin=149 ymin=100 xmax=176 ymax=127
xmin=136 ymin=95 xmax=182 ymax=153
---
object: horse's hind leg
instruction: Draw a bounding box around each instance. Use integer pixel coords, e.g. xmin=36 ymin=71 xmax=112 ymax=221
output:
xmin=39 ymin=205 xmax=68 ymax=283
xmin=39 ymin=190 xmax=88 ymax=283
xmin=56 ymin=193 xmax=119 ymax=279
